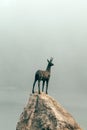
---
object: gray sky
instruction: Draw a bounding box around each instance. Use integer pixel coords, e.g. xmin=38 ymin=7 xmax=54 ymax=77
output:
xmin=0 ymin=0 xmax=87 ymax=93
xmin=0 ymin=1 xmax=87 ymax=129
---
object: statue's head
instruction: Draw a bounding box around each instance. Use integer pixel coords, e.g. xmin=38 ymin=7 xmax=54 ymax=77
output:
xmin=47 ymin=57 xmax=54 ymax=67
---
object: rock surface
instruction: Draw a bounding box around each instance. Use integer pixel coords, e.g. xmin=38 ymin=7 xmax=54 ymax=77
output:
xmin=16 ymin=92 xmax=82 ymax=130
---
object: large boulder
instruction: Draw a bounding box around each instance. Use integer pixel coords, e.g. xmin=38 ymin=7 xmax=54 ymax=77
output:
xmin=16 ymin=92 xmax=82 ymax=130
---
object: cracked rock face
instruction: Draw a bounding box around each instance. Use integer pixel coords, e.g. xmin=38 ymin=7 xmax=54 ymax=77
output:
xmin=16 ymin=92 xmax=82 ymax=130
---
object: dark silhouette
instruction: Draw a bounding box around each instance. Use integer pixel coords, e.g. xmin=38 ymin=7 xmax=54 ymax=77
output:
xmin=32 ymin=58 xmax=54 ymax=94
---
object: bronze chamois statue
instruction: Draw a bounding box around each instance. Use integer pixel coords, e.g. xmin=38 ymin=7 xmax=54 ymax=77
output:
xmin=32 ymin=58 xmax=54 ymax=94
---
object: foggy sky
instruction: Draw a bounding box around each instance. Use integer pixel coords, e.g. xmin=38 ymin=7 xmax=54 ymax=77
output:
xmin=0 ymin=1 xmax=87 ymax=129
xmin=0 ymin=0 xmax=87 ymax=94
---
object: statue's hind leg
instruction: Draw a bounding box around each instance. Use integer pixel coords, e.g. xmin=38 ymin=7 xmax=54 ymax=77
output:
xmin=38 ymin=80 xmax=40 ymax=94
xmin=32 ymin=79 xmax=36 ymax=93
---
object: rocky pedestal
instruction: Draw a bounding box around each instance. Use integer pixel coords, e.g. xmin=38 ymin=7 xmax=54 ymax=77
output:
xmin=16 ymin=92 xmax=82 ymax=130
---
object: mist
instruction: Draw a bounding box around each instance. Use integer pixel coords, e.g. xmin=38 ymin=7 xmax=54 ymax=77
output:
xmin=0 ymin=0 xmax=87 ymax=129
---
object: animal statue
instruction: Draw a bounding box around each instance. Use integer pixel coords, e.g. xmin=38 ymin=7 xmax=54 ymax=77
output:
xmin=32 ymin=58 xmax=54 ymax=94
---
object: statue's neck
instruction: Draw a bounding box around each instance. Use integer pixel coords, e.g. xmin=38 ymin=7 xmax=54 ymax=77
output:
xmin=46 ymin=65 xmax=51 ymax=72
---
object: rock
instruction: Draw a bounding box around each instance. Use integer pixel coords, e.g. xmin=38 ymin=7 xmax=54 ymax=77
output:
xmin=16 ymin=92 xmax=82 ymax=130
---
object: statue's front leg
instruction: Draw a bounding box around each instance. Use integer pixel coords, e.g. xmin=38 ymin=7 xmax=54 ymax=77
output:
xmin=46 ymin=80 xmax=49 ymax=94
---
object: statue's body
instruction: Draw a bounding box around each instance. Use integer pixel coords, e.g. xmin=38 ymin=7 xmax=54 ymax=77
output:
xmin=32 ymin=58 xmax=54 ymax=94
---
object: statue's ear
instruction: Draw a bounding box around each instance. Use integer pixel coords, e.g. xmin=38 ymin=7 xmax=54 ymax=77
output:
xmin=47 ymin=59 xmax=50 ymax=63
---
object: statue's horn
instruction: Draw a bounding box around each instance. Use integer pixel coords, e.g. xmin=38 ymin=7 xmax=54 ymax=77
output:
xmin=50 ymin=57 xmax=53 ymax=62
